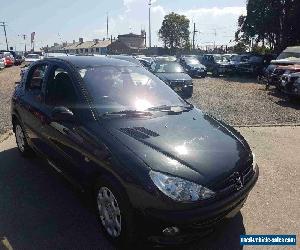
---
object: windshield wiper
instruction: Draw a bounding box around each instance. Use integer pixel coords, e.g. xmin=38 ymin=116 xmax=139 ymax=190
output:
xmin=101 ymin=110 xmax=153 ymax=118
xmin=147 ymin=104 xmax=193 ymax=112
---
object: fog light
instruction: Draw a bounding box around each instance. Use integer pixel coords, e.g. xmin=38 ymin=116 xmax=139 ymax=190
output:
xmin=162 ymin=226 xmax=180 ymax=236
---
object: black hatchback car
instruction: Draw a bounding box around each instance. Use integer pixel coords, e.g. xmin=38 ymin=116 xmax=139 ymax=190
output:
xmin=11 ymin=56 xmax=258 ymax=246
xmin=179 ymin=57 xmax=207 ymax=78
xmin=150 ymin=60 xmax=193 ymax=98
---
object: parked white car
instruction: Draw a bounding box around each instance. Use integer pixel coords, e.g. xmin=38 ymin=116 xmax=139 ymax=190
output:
xmin=24 ymin=54 xmax=41 ymax=64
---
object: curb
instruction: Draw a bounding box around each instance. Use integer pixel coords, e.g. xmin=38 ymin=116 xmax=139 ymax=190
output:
xmin=233 ymin=123 xmax=300 ymax=128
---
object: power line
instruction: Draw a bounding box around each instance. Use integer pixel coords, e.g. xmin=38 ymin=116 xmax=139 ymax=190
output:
xmin=0 ymin=21 xmax=9 ymax=50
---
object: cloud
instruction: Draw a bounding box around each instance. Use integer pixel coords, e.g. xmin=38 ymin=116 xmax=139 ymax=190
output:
xmin=182 ymin=6 xmax=246 ymax=17
xmin=92 ymin=3 xmax=246 ymax=47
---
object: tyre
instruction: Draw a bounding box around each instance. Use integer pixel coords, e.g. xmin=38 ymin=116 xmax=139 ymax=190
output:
xmin=14 ymin=120 xmax=33 ymax=157
xmin=212 ymin=68 xmax=219 ymax=77
xmin=95 ymin=176 xmax=136 ymax=247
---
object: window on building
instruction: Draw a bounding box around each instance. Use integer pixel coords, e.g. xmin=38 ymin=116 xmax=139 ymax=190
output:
xmin=76 ymin=49 xmax=79 ymax=54
xmin=91 ymin=48 xmax=94 ymax=53
xmin=85 ymin=49 xmax=88 ymax=53
xmin=80 ymin=49 xmax=83 ymax=53
xmin=96 ymin=48 xmax=99 ymax=52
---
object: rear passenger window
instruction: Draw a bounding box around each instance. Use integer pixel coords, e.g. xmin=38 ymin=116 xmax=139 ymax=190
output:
xmin=27 ymin=65 xmax=48 ymax=90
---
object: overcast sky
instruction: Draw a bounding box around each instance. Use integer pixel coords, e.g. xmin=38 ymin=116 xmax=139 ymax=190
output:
xmin=0 ymin=0 xmax=246 ymax=51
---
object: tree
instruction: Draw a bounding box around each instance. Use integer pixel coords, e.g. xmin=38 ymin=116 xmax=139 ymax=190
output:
xmin=159 ymin=12 xmax=190 ymax=50
xmin=235 ymin=0 xmax=300 ymax=53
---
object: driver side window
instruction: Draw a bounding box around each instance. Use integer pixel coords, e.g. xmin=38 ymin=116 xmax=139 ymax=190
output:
xmin=45 ymin=66 xmax=77 ymax=108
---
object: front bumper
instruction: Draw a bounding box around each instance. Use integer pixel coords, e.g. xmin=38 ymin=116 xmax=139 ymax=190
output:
xmin=138 ymin=165 xmax=259 ymax=245
xmin=171 ymin=84 xmax=193 ymax=99
xmin=189 ymin=69 xmax=207 ymax=77
xmin=282 ymin=88 xmax=300 ymax=99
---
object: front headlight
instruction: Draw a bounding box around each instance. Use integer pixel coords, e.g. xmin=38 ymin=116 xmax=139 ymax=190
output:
xmin=149 ymin=170 xmax=215 ymax=202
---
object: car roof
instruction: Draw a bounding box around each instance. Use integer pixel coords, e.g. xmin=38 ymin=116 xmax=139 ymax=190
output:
xmin=42 ymin=55 xmax=138 ymax=67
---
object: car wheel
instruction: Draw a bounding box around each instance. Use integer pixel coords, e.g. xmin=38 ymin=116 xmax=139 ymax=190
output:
xmin=212 ymin=68 xmax=219 ymax=77
xmin=14 ymin=121 xmax=33 ymax=157
xmin=95 ymin=176 xmax=136 ymax=247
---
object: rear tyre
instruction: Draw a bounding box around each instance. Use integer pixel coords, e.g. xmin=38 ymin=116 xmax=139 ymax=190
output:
xmin=14 ymin=121 xmax=33 ymax=157
xmin=95 ymin=176 xmax=137 ymax=248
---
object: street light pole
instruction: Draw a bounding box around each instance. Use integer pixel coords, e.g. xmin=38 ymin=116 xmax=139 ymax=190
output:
xmin=148 ymin=0 xmax=152 ymax=48
xmin=18 ymin=34 xmax=27 ymax=53
xmin=0 ymin=22 xmax=9 ymax=50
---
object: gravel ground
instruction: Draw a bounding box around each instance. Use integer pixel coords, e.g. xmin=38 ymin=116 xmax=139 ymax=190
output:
xmin=0 ymin=66 xmax=21 ymax=134
xmin=0 ymin=68 xmax=299 ymax=135
xmin=190 ymin=76 xmax=300 ymax=126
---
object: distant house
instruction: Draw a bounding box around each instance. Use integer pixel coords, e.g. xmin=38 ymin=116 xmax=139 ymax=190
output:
xmin=108 ymin=31 xmax=147 ymax=54
xmin=44 ymin=38 xmax=112 ymax=55
xmin=43 ymin=30 xmax=146 ymax=55
xmin=118 ymin=31 xmax=146 ymax=49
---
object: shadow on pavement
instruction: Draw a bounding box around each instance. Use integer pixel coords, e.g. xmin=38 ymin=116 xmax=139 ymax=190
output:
xmin=0 ymin=147 xmax=114 ymax=250
xmin=0 ymin=146 xmax=246 ymax=250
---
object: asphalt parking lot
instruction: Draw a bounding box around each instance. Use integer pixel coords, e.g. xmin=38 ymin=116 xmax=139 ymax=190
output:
xmin=1 ymin=126 xmax=299 ymax=250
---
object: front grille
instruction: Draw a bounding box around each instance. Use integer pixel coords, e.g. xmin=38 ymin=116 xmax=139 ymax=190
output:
xmin=191 ymin=197 xmax=246 ymax=228
xmin=170 ymin=80 xmax=185 ymax=86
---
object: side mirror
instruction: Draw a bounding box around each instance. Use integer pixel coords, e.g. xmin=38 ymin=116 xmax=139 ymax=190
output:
xmin=51 ymin=106 xmax=75 ymax=122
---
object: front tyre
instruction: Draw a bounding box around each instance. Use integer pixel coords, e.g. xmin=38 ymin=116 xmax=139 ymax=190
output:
xmin=95 ymin=176 xmax=136 ymax=247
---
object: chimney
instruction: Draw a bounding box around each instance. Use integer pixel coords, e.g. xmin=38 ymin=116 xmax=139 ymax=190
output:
xmin=103 ymin=38 xmax=105 ymax=41
xmin=73 ymin=40 xmax=75 ymax=44
xmin=93 ymin=39 xmax=99 ymax=44
xmin=79 ymin=38 xmax=84 ymax=43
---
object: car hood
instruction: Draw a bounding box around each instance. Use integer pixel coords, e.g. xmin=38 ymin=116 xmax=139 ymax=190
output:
xmin=155 ymin=72 xmax=192 ymax=81
xmin=102 ymin=108 xmax=252 ymax=188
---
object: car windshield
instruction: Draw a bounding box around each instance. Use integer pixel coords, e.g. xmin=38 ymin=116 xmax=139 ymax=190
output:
xmin=153 ymin=62 xmax=184 ymax=73
xmin=79 ymin=65 xmax=188 ymax=115
xmin=185 ymin=58 xmax=201 ymax=66
xmin=27 ymin=54 xmax=39 ymax=59
xmin=215 ymin=55 xmax=229 ymax=62
xmin=277 ymin=52 xmax=300 ymax=60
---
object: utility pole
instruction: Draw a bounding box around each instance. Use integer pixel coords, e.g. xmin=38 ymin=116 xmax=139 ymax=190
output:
xmin=148 ymin=0 xmax=152 ymax=48
xmin=213 ymin=29 xmax=217 ymax=49
xmin=106 ymin=12 xmax=109 ymax=40
xmin=192 ymin=23 xmax=198 ymax=50
xmin=0 ymin=21 xmax=9 ymax=50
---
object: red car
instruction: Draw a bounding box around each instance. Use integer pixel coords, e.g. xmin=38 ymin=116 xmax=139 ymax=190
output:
xmin=3 ymin=56 xmax=14 ymax=67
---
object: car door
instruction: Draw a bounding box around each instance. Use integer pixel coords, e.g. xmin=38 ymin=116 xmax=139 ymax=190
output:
xmin=19 ymin=62 xmax=52 ymax=154
xmin=40 ymin=63 xmax=103 ymax=184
